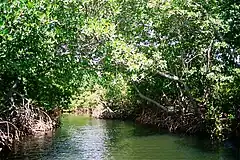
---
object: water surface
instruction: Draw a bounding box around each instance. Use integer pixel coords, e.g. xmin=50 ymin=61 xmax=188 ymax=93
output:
xmin=3 ymin=114 xmax=237 ymax=160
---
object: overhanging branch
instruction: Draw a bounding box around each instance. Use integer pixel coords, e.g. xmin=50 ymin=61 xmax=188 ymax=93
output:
xmin=157 ymin=71 xmax=198 ymax=113
xmin=134 ymin=85 xmax=168 ymax=112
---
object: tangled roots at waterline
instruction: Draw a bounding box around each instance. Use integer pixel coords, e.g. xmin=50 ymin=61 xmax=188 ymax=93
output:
xmin=0 ymin=98 xmax=55 ymax=152
xmin=136 ymin=108 xmax=205 ymax=134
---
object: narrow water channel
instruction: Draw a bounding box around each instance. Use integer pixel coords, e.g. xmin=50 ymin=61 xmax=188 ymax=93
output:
xmin=2 ymin=114 xmax=238 ymax=160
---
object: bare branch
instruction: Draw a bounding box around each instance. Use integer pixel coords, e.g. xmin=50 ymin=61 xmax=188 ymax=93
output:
xmin=157 ymin=71 xmax=181 ymax=82
xmin=157 ymin=71 xmax=198 ymax=114
xmin=134 ymin=85 xmax=168 ymax=112
xmin=207 ymin=39 xmax=214 ymax=72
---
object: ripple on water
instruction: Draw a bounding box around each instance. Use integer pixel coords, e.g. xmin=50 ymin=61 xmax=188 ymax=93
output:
xmin=2 ymin=114 xmax=238 ymax=160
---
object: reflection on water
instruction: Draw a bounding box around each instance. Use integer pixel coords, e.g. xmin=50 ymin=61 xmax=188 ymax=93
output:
xmin=1 ymin=114 xmax=237 ymax=160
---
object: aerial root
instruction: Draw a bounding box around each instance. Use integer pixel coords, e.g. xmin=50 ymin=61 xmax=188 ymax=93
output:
xmin=0 ymin=97 xmax=57 ymax=153
xmin=136 ymin=108 xmax=204 ymax=134
xmin=0 ymin=121 xmax=20 ymax=152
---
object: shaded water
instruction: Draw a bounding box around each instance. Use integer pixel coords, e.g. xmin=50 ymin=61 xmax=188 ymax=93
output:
xmin=2 ymin=114 xmax=238 ymax=160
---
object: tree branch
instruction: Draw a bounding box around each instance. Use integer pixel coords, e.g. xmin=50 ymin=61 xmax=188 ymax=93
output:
xmin=207 ymin=39 xmax=214 ymax=72
xmin=134 ymin=85 xmax=168 ymax=112
xmin=157 ymin=71 xmax=198 ymax=113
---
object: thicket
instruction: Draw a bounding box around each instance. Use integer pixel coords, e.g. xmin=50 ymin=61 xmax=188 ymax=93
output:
xmin=0 ymin=0 xmax=240 ymax=145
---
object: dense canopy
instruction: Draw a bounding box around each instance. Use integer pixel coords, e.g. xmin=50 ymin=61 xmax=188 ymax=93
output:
xmin=1 ymin=0 xmax=240 ymax=139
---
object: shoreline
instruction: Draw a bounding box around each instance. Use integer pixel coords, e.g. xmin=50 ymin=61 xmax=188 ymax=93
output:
xmin=1 ymin=106 xmax=238 ymax=155
xmin=72 ymin=107 xmax=206 ymax=135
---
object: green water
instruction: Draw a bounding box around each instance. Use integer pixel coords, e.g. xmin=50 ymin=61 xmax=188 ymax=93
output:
xmin=3 ymin=114 xmax=237 ymax=160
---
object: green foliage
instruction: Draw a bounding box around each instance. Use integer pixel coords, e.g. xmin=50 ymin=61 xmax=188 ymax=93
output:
xmin=70 ymin=73 xmax=133 ymax=110
xmin=1 ymin=0 xmax=240 ymax=139
xmin=71 ymin=84 xmax=106 ymax=109
xmin=0 ymin=0 xmax=87 ymax=109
